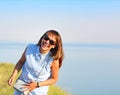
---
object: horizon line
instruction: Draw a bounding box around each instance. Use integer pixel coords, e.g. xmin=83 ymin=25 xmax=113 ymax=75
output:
xmin=0 ymin=41 xmax=120 ymax=48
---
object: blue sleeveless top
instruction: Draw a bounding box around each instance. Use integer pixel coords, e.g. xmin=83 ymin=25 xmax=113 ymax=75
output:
xmin=19 ymin=44 xmax=53 ymax=95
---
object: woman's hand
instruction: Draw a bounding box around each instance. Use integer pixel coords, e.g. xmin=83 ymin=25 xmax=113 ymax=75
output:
xmin=23 ymin=81 xmax=37 ymax=92
xmin=8 ymin=76 xmax=15 ymax=86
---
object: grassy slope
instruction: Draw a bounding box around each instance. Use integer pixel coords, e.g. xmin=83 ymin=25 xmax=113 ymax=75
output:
xmin=0 ymin=63 xmax=70 ymax=95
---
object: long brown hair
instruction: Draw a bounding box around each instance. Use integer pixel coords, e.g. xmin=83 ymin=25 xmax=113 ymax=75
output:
xmin=37 ymin=30 xmax=64 ymax=68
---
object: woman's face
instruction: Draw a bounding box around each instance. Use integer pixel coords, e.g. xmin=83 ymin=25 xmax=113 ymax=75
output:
xmin=40 ymin=33 xmax=56 ymax=53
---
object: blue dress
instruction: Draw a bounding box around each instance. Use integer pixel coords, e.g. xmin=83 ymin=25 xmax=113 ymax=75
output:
xmin=14 ymin=44 xmax=53 ymax=95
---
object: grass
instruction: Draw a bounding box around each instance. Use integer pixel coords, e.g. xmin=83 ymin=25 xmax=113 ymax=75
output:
xmin=0 ymin=63 xmax=70 ymax=95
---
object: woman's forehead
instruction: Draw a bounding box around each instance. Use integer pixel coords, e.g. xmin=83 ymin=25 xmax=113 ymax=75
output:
xmin=46 ymin=32 xmax=54 ymax=37
xmin=46 ymin=32 xmax=56 ymax=40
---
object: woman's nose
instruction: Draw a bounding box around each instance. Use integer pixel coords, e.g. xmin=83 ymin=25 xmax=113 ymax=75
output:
xmin=45 ymin=39 xmax=50 ymax=44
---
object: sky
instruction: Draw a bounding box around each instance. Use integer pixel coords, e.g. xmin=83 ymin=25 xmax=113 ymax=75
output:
xmin=0 ymin=0 xmax=120 ymax=44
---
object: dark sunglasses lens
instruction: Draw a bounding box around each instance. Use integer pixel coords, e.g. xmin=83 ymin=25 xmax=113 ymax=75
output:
xmin=44 ymin=35 xmax=49 ymax=40
xmin=50 ymin=40 xmax=55 ymax=45
xmin=43 ymin=34 xmax=55 ymax=45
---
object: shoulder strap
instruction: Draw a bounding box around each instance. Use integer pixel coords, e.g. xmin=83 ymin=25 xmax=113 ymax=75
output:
xmin=36 ymin=54 xmax=50 ymax=81
xmin=36 ymin=61 xmax=48 ymax=79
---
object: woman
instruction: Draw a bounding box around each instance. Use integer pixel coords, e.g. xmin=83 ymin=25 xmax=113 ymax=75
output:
xmin=8 ymin=30 xmax=64 ymax=95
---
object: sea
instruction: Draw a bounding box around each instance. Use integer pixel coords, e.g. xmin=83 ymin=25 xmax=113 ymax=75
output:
xmin=0 ymin=42 xmax=120 ymax=95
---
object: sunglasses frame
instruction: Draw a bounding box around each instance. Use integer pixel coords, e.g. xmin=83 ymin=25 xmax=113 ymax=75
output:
xmin=43 ymin=34 xmax=56 ymax=45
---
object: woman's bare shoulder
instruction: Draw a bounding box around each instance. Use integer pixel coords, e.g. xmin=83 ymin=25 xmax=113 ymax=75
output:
xmin=51 ymin=60 xmax=59 ymax=68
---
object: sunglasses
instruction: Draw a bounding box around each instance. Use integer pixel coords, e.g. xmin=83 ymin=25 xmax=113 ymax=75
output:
xmin=43 ymin=34 xmax=56 ymax=45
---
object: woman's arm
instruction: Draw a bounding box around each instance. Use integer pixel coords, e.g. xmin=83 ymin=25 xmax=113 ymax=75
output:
xmin=8 ymin=50 xmax=26 ymax=86
xmin=39 ymin=59 xmax=59 ymax=86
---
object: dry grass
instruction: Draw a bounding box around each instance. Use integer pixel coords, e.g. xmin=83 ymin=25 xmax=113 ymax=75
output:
xmin=0 ymin=63 xmax=70 ymax=95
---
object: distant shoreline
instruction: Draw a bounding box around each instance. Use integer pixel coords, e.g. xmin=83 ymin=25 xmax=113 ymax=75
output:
xmin=0 ymin=41 xmax=120 ymax=48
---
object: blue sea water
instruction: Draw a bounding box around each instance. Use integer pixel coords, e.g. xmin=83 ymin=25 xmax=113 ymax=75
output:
xmin=0 ymin=42 xmax=120 ymax=95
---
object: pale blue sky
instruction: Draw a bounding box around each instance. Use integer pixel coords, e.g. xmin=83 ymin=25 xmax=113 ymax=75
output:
xmin=0 ymin=0 xmax=120 ymax=44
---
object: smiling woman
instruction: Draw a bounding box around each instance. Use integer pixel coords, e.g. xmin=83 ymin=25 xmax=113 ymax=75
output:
xmin=8 ymin=30 xmax=64 ymax=95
